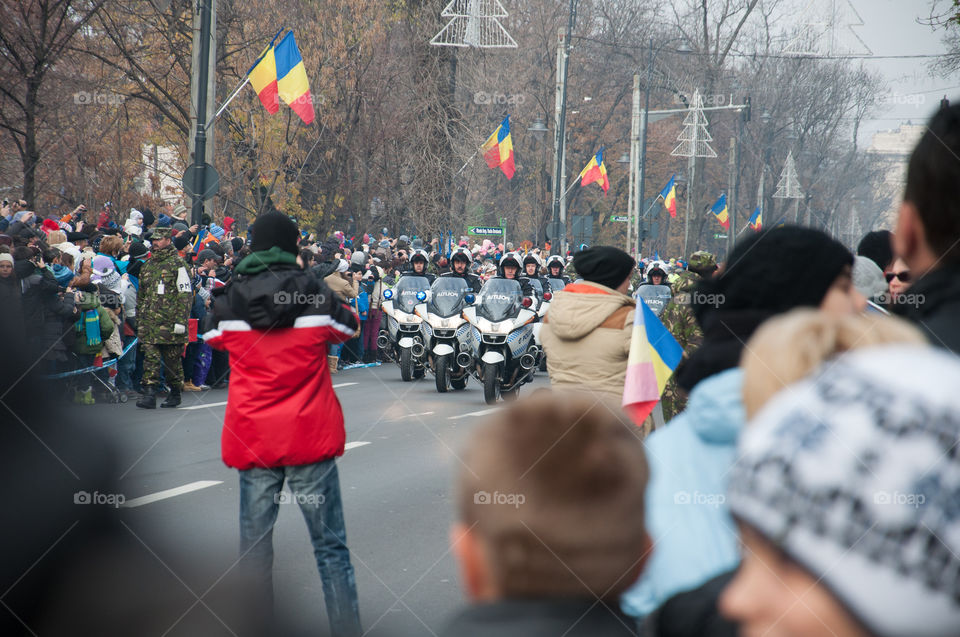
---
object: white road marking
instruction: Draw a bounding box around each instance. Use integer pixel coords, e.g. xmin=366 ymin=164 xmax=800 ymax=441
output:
xmin=447 ymin=407 xmax=501 ymax=420
xmin=178 ymin=382 xmax=355 ymax=411
xmin=391 ymin=411 xmax=435 ymax=420
xmin=121 ymin=480 xmax=223 ymax=508
xmin=344 ymin=441 xmax=371 ymax=450
xmin=180 ymin=401 xmax=227 ymax=411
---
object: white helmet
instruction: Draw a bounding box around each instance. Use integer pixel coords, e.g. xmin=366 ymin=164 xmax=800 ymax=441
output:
xmin=498 ymin=251 xmax=523 ymax=274
xmin=410 ymin=248 xmax=430 ymax=265
xmin=451 ymin=246 xmax=472 ymax=264
xmin=546 ymin=255 xmax=565 ymax=270
xmin=522 ymin=253 xmax=543 ymax=268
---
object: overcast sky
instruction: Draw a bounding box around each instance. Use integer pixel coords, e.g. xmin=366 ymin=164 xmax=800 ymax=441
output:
xmin=842 ymin=0 xmax=957 ymax=144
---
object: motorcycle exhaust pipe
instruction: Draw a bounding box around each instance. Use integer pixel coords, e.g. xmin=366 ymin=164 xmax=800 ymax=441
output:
xmin=377 ymin=332 xmax=390 ymax=349
xmin=456 ymin=352 xmax=473 ymax=368
xmin=519 ymin=353 xmax=536 ymax=370
xmin=411 ymin=342 xmax=425 ymax=358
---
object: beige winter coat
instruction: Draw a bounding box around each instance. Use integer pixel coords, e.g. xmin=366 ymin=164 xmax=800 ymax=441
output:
xmin=325 ymin=272 xmax=359 ymax=301
xmin=540 ymin=281 xmax=635 ymax=399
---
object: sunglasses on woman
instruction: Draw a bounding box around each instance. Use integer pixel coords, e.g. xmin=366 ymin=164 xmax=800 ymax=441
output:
xmin=885 ymin=271 xmax=911 ymax=283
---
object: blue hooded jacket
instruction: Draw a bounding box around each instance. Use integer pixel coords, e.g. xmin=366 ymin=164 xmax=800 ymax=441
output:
xmin=621 ymin=367 xmax=744 ymax=618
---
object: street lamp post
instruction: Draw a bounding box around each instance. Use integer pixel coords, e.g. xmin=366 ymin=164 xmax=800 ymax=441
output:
xmin=550 ymin=0 xmax=578 ymax=256
xmin=528 ymin=117 xmax=549 ymax=244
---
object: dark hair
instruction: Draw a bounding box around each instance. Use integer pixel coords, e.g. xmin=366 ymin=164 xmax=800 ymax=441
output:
xmin=904 ymin=104 xmax=960 ymax=264
xmin=299 ymin=249 xmax=314 ymax=266
xmin=12 ymin=246 xmax=34 ymax=261
xmin=458 ymin=392 xmax=648 ymax=599
xmin=856 ymin=230 xmax=893 ymax=271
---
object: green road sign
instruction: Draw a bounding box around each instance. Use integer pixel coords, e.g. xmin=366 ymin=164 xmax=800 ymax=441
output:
xmin=609 ymin=215 xmax=628 ymax=222
xmin=713 ymin=233 xmax=729 ymax=239
xmin=468 ymin=226 xmax=504 ymax=236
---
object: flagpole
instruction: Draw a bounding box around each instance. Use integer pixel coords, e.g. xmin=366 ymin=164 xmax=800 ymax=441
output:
xmin=560 ymin=174 xmax=581 ymax=201
xmin=205 ymin=26 xmax=286 ymax=131
xmin=455 ymin=148 xmax=480 ymax=176
xmin=205 ymin=76 xmax=250 ymax=130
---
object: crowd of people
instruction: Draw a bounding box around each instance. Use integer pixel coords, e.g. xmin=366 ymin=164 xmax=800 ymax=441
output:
xmin=2 ymin=104 xmax=960 ymax=637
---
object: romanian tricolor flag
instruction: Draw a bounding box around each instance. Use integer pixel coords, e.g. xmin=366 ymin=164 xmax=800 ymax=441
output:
xmin=578 ymin=147 xmax=610 ymax=193
xmin=622 ymin=298 xmax=683 ymax=424
xmin=748 ymin=205 xmax=762 ymax=231
xmin=247 ymin=31 xmax=315 ymax=124
xmin=480 ymin=115 xmax=515 ymax=179
xmin=248 ymin=30 xmax=283 ymax=114
xmin=660 ymin=174 xmax=677 ymax=218
xmin=710 ymin=193 xmax=730 ymax=230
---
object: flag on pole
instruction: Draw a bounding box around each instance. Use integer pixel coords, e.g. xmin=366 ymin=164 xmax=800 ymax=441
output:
xmin=747 ymin=205 xmax=762 ymax=231
xmin=248 ymin=33 xmax=282 ymax=114
xmin=274 ymin=32 xmax=314 ymax=124
xmin=660 ymin=174 xmax=677 ymax=218
xmin=578 ymin=147 xmax=610 ymax=193
xmin=622 ymin=298 xmax=683 ymax=425
xmin=710 ymin=193 xmax=730 ymax=229
xmin=480 ymin=115 xmax=515 ymax=179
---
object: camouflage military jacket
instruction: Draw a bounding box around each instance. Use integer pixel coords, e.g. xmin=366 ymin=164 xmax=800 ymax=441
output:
xmin=137 ymin=245 xmax=193 ymax=344
xmin=660 ymin=271 xmax=703 ymax=421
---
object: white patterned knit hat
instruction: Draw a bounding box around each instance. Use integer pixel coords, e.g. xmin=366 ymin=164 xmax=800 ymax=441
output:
xmin=728 ymin=345 xmax=960 ymax=637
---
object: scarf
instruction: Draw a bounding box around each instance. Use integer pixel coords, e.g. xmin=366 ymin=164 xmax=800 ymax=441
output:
xmin=77 ymin=309 xmax=102 ymax=347
xmin=235 ymin=246 xmax=298 ymax=275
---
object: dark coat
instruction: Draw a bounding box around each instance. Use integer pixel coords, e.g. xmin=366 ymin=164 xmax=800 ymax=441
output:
xmin=893 ymin=263 xmax=960 ymax=353
xmin=642 ymin=570 xmax=738 ymax=637
xmin=441 ymin=599 xmax=639 ymax=637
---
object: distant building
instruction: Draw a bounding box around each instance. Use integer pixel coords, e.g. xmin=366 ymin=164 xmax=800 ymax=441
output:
xmin=134 ymin=144 xmax=183 ymax=204
xmin=867 ymin=123 xmax=924 ymax=228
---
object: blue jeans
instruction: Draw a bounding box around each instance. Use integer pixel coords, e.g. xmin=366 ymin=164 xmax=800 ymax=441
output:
xmin=238 ymin=459 xmax=361 ymax=637
xmin=116 ymin=334 xmax=137 ymax=390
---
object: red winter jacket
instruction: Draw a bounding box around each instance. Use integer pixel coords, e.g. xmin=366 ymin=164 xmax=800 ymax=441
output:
xmin=203 ymin=262 xmax=357 ymax=470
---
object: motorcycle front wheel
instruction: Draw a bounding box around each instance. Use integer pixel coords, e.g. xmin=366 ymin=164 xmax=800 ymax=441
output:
xmin=435 ymin=353 xmax=450 ymax=393
xmin=400 ymin=347 xmax=414 ymax=382
xmin=483 ymin=361 xmax=500 ymax=405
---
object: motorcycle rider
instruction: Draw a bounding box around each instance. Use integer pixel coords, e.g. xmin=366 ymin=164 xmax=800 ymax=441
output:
xmin=440 ymin=246 xmax=482 ymax=293
xmin=488 ymin=252 xmax=535 ymax=300
xmin=400 ymin=248 xmax=436 ymax=284
xmin=545 ymin=255 xmax=571 ymax=286
xmin=522 ymin=253 xmax=553 ymax=297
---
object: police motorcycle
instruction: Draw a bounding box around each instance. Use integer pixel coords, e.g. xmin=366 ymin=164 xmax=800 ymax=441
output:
xmin=635 ymin=265 xmax=672 ymax=317
xmin=522 ymin=254 xmax=553 ymax=373
xmin=378 ymin=274 xmax=432 ymax=381
xmin=463 ymin=254 xmax=539 ymax=404
xmin=413 ymin=276 xmax=474 ymax=392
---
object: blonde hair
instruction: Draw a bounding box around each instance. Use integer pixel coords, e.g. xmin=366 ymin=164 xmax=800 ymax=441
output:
xmin=100 ymin=235 xmax=123 ymax=256
xmin=46 ymin=230 xmax=67 ymax=246
xmin=741 ymin=309 xmax=928 ymax=420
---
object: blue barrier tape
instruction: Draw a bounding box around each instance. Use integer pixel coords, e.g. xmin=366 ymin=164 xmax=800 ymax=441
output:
xmin=42 ymin=337 xmax=140 ymax=380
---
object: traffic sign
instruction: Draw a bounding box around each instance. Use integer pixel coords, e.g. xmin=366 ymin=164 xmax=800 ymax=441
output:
xmin=545 ymin=221 xmax=564 ymax=242
xmin=182 ymin=162 xmax=220 ymax=199
xmin=713 ymin=233 xmax=728 ymax=239
xmin=468 ymin=226 xmax=504 ymax=236
xmin=609 ymin=215 xmax=628 ymax=222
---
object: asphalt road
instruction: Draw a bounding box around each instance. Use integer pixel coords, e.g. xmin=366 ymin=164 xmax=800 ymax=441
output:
xmin=94 ymin=362 xmax=550 ymax=636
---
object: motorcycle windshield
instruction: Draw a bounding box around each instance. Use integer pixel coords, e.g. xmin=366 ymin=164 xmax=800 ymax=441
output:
xmin=636 ymin=284 xmax=673 ymax=317
xmin=548 ymin=277 xmax=567 ymax=292
xmin=429 ymin=277 xmax=469 ymax=317
xmin=528 ymin=278 xmax=544 ymax=302
xmin=394 ymin=276 xmax=431 ymax=313
xmin=477 ymin=278 xmax=523 ymax=323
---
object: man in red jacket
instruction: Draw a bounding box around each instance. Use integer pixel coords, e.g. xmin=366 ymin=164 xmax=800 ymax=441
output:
xmin=203 ymin=212 xmax=361 ymax=636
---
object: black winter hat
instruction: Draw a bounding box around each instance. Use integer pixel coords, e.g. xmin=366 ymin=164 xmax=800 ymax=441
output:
xmin=573 ymin=246 xmax=635 ymax=290
xmin=230 ymin=237 xmax=244 ymax=253
xmin=141 ymin=207 xmax=155 ymax=228
xmin=128 ymin=241 xmax=148 ymax=259
xmin=695 ymin=225 xmax=853 ymax=320
xmin=250 ymin=212 xmax=299 ymax=255
xmin=172 ymin=233 xmax=191 ymax=251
